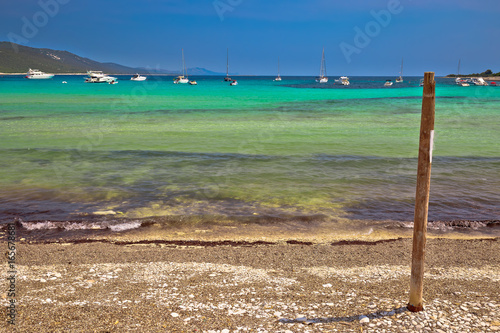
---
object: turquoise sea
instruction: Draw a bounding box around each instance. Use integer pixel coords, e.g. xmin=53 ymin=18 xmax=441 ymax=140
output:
xmin=0 ymin=75 xmax=498 ymax=239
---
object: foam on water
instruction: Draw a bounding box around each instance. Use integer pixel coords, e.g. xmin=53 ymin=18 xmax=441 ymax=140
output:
xmin=19 ymin=220 xmax=142 ymax=232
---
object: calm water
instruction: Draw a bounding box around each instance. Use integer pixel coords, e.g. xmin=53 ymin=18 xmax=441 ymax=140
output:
xmin=0 ymin=75 xmax=498 ymax=238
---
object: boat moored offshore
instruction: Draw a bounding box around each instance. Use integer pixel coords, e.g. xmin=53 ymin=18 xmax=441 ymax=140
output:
xmin=85 ymin=71 xmax=117 ymax=83
xmin=131 ymin=74 xmax=146 ymax=81
xmin=25 ymin=68 xmax=54 ymax=79
xmin=315 ymin=48 xmax=328 ymax=83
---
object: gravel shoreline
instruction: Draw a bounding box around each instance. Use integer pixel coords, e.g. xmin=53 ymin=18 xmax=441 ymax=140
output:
xmin=2 ymin=238 xmax=499 ymax=332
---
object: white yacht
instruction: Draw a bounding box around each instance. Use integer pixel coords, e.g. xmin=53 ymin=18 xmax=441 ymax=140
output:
xmin=131 ymin=74 xmax=146 ymax=81
xmin=174 ymin=49 xmax=189 ymax=84
xmin=384 ymin=79 xmax=393 ymax=87
xmin=85 ymin=71 xmax=117 ymax=83
xmin=339 ymin=76 xmax=350 ymax=86
xmin=25 ymin=68 xmax=54 ymax=79
xmin=315 ymin=48 xmax=328 ymax=83
xmin=471 ymin=77 xmax=488 ymax=86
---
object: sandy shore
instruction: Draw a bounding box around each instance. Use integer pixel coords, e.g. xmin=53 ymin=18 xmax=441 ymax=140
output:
xmin=1 ymin=237 xmax=499 ymax=332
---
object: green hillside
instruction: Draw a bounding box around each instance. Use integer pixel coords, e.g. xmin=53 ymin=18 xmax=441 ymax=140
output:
xmin=447 ymin=69 xmax=500 ymax=77
xmin=0 ymin=42 xmax=137 ymax=74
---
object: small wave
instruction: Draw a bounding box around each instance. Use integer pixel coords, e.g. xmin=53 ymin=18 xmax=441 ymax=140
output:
xmin=398 ymin=220 xmax=499 ymax=231
xmin=19 ymin=220 xmax=142 ymax=232
xmin=108 ymin=221 xmax=142 ymax=232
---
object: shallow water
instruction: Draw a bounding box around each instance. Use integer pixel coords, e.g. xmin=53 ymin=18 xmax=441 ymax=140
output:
xmin=0 ymin=75 xmax=498 ymax=239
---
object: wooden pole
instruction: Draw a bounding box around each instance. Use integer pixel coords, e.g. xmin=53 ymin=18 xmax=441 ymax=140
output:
xmin=408 ymin=72 xmax=435 ymax=312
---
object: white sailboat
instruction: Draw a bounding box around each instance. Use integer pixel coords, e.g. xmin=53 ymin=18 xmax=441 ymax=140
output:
xmin=454 ymin=59 xmax=472 ymax=86
xmin=315 ymin=48 xmax=328 ymax=83
xmin=224 ymin=48 xmax=232 ymax=82
xmin=274 ymin=57 xmax=282 ymax=81
xmin=455 ymin=59 xmax=462 ymax=84
xmin=396 ymin=57 xmax=403 ymax=83
xmin=173 ymin=48 xmax=189 ymax=84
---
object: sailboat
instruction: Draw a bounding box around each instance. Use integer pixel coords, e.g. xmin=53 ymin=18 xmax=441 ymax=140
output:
xmin=173 ymin=49 xmax=189 ymax=84
xmin=274 ymin=57 xmax=282 ymax=81
xmin=396 ymin=57 xmax=403 ymax=83
xmin=224 ymin=48 xmax=232 ymax=81
xmin=315 ymin=48 xmax=328 ymax=83
xmin=455 ymin=59 xmax=471 ymax=86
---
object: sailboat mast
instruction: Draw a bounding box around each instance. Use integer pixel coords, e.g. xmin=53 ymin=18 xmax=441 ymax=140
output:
xmin=278 ymin=56 xmax=280 ymax=76
xmin=400 ymin=57 xmax=404 ymax=77
xmin=182 ymin=48 xmax=186 ymax=77
xmin=320 ymin=47 xmax=326 ymax=77
xmin=226 ymin=48 xmax=229 ymax=77
xmin=457 ymin=59 xmax=461 ymax=76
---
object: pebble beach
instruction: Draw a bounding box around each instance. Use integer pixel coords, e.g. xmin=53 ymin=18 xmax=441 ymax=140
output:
xmin=2 ymin=237 xmax=499 ymax=332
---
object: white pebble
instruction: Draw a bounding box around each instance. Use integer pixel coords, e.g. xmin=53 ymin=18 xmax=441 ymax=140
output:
xmin=171 ymin=312 xmax=179 ymax=317
xmin=360 ymin=316 xmax=370 ymax=324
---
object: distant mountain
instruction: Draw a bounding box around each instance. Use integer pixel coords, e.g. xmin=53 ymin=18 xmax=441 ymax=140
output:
xmin=136 ymin=66 xmax=225 ymax=76
xmin=187 ymin=67 xmax=225 ymax=76
xmin=0 ymin=42 xmax=223 ymax=75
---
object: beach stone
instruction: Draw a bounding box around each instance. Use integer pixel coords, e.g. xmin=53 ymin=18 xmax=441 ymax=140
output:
xmin=360 ymin=316 xmax=370 ymax=324
xmin=170 ymin=312 xmax=179 ymax=317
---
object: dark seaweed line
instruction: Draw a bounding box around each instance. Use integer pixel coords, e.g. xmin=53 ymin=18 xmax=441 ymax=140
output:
xmin=11 ymin=237 xmax=498 ymax=247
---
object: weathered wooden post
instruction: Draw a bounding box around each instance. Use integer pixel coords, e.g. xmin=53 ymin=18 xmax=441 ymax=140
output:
xmin=408 ymin=72 xmax=435 ymax=312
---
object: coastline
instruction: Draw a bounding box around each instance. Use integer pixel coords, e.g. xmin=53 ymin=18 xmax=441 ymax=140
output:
xmin=2 ymin=237 xmax=498 ymax=332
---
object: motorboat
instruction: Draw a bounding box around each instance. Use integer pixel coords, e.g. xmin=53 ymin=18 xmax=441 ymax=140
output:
xmin=131 ymin=74 xmax=146 ymax=81
xmin=174 ymin=49 xmax=189 ymax=84
xmin=470 ymin=77 xmax=488 ymax=86
xmin=85 ymin=71 xmax=117 ymax=83
xmin=315 ymin=48 xmax=328 ymax=83
xmin=189 ymin=80 xmax=198 ymax=85
xmin=339 ymin=76 xmax=350 ymax=86
xmin=230 ymin=80 xmax=238 ymax=86
xmin=25 ymin=68 xmax=54 ymax=79
xmin=419 ymin=78 xmax=424 ymax=86
xmin=384 ymin=80 xmax=393 ymax=87
xmin=109 ymin=80 xmax=118 ymax=84
xmin=62 ymin=81 xmax=67 ymax=84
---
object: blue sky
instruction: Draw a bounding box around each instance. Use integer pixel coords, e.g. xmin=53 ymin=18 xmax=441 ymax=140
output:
xmin=1 ymin=0 xmax=499 ymax=76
